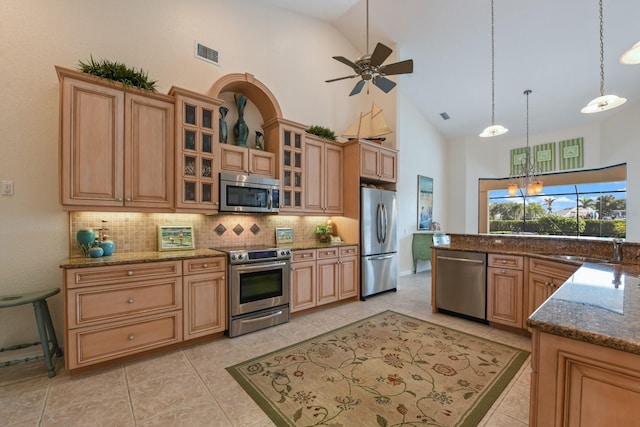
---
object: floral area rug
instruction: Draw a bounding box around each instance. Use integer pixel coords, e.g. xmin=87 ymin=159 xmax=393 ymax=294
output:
xmin=226 ymin=310 xmax=529 ymax=426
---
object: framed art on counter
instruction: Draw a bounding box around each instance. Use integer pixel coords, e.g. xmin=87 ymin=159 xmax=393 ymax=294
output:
xmin=158 ymin=225 xmax=195 ymax=251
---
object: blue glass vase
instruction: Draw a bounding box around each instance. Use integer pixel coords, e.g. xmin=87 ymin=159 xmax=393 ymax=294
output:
xmin=100 ymin=240 xmax=115 ymax=256
xmin=76 ymin=229 xmax=95 ymax=257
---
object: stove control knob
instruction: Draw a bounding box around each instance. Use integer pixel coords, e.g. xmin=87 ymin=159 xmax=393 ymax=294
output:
xmin=238 ymin=254 xmax=244 ymax=260
xmin=230 ymin=255 xmax=237 ymax=260
xmin=280 ymin=251 xmax=285 ymax=256
xmin=285 ymin=250 xmax=291 ymax=255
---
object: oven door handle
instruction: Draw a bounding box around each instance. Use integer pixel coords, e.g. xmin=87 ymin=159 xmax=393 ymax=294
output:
xmin=240 ymin=310 xmax=284 ymax=323
xmin=232 ymin=261 xmax=289 ymax=272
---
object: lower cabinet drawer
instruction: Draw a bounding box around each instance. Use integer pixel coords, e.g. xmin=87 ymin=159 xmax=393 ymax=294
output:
xmin=67 ymin=278 xmax=182 ymax=328
xmin=67 ymin=311 xmax=182 ymax=370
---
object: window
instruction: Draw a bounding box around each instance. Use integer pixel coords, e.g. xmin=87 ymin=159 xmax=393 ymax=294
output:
xmin=479 ymin=163 xmax=626 ymax=238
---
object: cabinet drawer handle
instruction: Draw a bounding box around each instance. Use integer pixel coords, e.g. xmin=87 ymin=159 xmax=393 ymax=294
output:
xmin=203 ymin=263 xmax=208 ymax=268
xmin=501 ymin=260 xmax=507 ymax=264
xmin=127 ymin=298 xmax=135 ymax=304
xmin=127 ymin=271 xmax=134 ymax=276
xmin=501 ymin=270 xmax=506 ymax=274
xmin=128 ymin=334 xmax=135 ymax=341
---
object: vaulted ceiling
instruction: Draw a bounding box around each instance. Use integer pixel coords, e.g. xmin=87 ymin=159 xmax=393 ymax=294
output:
xmin=255 ymin=0 xmax=640 ymax=140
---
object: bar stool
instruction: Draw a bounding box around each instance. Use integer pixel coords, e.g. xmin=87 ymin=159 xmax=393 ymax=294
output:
xmin=0 ymin=288 xmax=63 ymax=377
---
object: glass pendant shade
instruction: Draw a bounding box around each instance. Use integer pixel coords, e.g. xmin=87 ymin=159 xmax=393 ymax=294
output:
xmin=620 ymin=41 xmax=640 ymax=64
xmin=480 ymin=124 xmax=509 ymax=138
xmin=580 ymin=94 xmax=627 ymax=113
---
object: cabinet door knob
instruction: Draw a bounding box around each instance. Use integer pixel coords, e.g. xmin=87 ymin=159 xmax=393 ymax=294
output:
xmin=501 ymin=269 xmax=506 ymax=274
xmin=128 ymin=334 xmax=135 ymax=341
xmin=203 ymin=263 xmax=208 ymax=268
xmin=221 ymin=276 xmax=225 ymax=280
xmin=127 ymin=298 xmax=135 ymax=304
xmin=126 ymin=197 xmax=132 ymax=202
xmin=127 ymin=271 xmax=134 ymax=276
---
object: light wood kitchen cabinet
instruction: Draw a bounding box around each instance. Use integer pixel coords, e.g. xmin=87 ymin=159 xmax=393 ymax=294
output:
xmin=219 ymin=144 xmax=275 ymax=177
xmin=290 ymin=245 xmax=359 ymax=313
xmin=63 ymin=261 xmax=183 ymax=372
xmin=526 ymin=258 xmax=577 ymax=318
xmin=290 ymin=250 xmax=317 ymax=313
xmin=304 ymin=135 xmax=343 ymax=214
xmin=276 ymin=122 xmax=305 ymax=213
xmin=57 ymin=67 xmax=174 ymax=211
xmin=170 ymin=87 xmax=221 ymax=213
xmin=530 ymin=330 xmax=640 ymax=427
xmin=360 ymin=142 xmax=397 ymax=183
xmin=487 ymin=254 xmax=524 ymax=328
xmin=182 ymin=257 xmax=226 ymax=339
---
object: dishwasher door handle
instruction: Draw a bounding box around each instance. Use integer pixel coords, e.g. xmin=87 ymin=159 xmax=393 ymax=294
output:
xmin=436 ymin=255 xmax=485 ymax=264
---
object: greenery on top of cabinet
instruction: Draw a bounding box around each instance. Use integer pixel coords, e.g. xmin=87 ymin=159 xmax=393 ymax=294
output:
xmin=78 ymin=55 xmax=157 ymax=92
xmin=306 ymin=125 xmax=337 ymax=141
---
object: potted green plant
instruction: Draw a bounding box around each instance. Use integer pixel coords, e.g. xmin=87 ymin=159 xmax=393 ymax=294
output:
xmin=315 ymin=224 xmax=333 ymax=242
xmin=306 ymin=125 xmax=337 ymax=141
xmin=78 ymin=55 xmax=158 ymax=92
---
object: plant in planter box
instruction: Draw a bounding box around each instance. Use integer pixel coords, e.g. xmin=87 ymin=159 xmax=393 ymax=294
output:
xmin=306 ymin=125 xmax=337 ymax=141
xmin=316 ymin=224 xmax=333 ymax=242
xmin=78 ymin=55 xmax=158 ymax=92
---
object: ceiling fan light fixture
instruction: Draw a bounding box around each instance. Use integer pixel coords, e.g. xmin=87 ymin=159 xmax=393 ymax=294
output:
xmin=580 ymin=94 xmax=627 ymax=113
xmin=480 ymin=124 xmax=509 ymax=138
xmin=620 ymin=40 xmax=640 ymax=64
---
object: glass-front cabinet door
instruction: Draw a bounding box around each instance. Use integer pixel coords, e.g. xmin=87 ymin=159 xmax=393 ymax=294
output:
xmin=170 ymin=87 xmax=221 ymax=213
xmin=280 ymin=124 xmax=304 ymax=212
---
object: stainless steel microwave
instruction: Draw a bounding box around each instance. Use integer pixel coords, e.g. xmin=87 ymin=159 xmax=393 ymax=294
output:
xmin=219 ymin=173 xmax=280 ymax=213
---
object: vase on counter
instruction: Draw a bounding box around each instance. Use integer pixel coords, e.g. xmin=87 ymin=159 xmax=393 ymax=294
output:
xmin=233 ymin=93 xmax=248 ymax=147
xmin=89 ymin=240 xmax=104 ymax=258
xmin=77 ymin=229 xmax=95 ymax=257
xmin=100 ymin=239 xmax=115 ymax=256
xmin=219 ymin=106 xmax=229 ymax=144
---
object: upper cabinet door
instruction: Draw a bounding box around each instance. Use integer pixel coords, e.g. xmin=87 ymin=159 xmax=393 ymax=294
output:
xmin=60 ymin=77 xmax=125 ymax=207
xmin=124 ymin=93 xmax=174 ymax=209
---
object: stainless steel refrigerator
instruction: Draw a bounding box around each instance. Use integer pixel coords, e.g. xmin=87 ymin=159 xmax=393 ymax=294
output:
xmin=360 ymin=187 xmax=398 ymax=300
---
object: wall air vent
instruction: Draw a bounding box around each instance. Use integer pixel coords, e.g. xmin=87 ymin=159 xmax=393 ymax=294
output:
xmin=195 ymin=42 xmax=220 ymax=66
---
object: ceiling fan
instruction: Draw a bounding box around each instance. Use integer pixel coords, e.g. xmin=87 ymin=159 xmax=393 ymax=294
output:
xmin=325 ymin=0 xmax=414 ymax=96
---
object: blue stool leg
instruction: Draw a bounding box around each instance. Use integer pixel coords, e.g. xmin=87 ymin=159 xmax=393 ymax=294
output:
xmin=41 ymin=300 xmax=62 ymax=357
xmin=33 ymin=300 xmax=56 ymax=377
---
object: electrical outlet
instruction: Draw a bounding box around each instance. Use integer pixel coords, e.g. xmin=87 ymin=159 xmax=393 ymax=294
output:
xmin=2 ymin=180 xmax=14 ymax=196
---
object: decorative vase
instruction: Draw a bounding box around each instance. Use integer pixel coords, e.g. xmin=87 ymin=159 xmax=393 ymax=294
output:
xmin=319 ymin=233 xmax=330 ymax=243
xmin=255 ymin=131 xmax=264 ymax=150
xmin=233 ymin=93 xmax=248 ymax=147
xmin=76 ymin=229 xmax=95 ymax=257
xmin=89 ymin=242 xmax=104 ymax=258
xmin=100 ymin=239 xmax=115 ymax=256
xmin=219 ymin=106 xmax=229 ymax=144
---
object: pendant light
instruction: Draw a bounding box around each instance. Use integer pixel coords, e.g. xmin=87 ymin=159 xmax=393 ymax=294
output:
xmin=620 ymin=41 xmax=640 ymax=64
xmin=581 ymin=0 xmax=627 ymax=113
xmin=508 ymin=90 xmax=543 ymax=196
xmin=480 ymin=0 xmax=508 ymax=137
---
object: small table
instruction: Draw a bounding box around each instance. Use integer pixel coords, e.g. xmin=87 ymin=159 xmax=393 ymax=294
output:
xmin=412 ymin=233 xmax=434 ymax=273
xmin=0 ymin=288 xmax=63 ymax=377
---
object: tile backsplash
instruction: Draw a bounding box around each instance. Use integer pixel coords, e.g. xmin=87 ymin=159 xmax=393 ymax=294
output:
xmin=69 ymin=212 xmax=332 ymax=257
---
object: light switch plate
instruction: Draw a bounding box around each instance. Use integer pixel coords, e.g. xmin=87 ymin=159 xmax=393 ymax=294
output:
xmin=2 ymin=180 xmax=14 ymax=195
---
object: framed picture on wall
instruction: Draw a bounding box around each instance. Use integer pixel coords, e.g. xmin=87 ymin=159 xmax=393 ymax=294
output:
xmin=158 ymin=225 xmax=195 ymax=251
xmin=417 ymin=175 xmax=433 ymax=230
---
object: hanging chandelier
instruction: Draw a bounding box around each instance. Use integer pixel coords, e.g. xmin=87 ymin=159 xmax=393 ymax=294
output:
xmin=479 ymin=0 xmax=508 ymax=138
xmin=581 ymin=0 xmax=627 ymax=113
xmin=507 ymin=90 xmax=543 ymax=196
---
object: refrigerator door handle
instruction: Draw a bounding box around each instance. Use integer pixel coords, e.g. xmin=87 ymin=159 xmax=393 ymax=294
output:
xmin=376 ymin=203 xmax=383 ymax=243
xmin=382 ymin=204 xmax=388 ymax=243
xmin=368 ymin=254 xmax=395 ymax=261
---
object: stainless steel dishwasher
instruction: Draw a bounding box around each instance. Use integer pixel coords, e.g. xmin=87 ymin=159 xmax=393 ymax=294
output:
xmin=435 ymin=250 xmax=487 ymax=321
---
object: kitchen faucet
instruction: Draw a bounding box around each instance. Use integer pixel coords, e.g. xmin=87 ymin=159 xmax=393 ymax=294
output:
xmin=612 ymin=238 xmax=623 ymax=263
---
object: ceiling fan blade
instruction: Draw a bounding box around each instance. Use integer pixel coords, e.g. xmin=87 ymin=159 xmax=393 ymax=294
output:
xmin=379 ymin=59 xmax=414 ymax=76
xmin=349 ymin=79 xmax=366 ymax=96
xmin=325 ymin=74 xmax=359 ymax=83
xmin=332 ymin=56 xmax=359 ymax=70
xmin=372 ymin=76 xmax=396 ymax=93
xmin=369 ymin=43 xmax=393 ymax=67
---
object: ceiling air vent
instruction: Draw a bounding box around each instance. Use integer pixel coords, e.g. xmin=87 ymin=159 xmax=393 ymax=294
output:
xmin=195 ymin=42 xmax=220 ymax=66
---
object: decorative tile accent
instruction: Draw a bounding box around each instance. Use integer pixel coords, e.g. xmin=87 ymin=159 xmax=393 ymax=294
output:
xmin=233 ymin=224 xmax=244 ymax=236
xmin=214 ymin=224 xmax=227 ymax=236
xmin=250 ymin=224 xmax=260 ymax=235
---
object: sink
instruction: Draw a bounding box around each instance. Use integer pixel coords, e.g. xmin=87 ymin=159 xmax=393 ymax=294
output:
xmin=551 ymin=255 xmax=610 ymax=264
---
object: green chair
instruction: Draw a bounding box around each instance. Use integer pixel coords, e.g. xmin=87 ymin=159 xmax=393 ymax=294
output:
xmin=0 ymin=288 xmax=63 ymax=377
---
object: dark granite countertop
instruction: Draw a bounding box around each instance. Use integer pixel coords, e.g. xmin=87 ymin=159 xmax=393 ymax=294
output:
xmin=527 ymin=262 xmax=640 ymax=355
xmin=284 ymin=241 xmax=358 ymax=251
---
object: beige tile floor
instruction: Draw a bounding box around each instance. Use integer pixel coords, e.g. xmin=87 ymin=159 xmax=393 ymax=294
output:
xmin=1 ymin=271 xmax=531 ymax=426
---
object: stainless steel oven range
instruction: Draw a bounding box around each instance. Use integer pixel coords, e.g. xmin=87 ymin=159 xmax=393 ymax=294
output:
xmin=213 ymin=246 xmax=291 ymax=337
